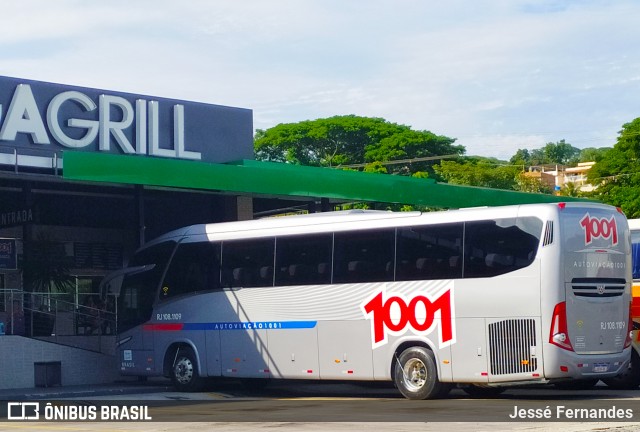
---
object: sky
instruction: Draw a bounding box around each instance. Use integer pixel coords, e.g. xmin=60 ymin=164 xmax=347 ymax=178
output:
xmin=2 ymin=0 xmax=639 ymax=161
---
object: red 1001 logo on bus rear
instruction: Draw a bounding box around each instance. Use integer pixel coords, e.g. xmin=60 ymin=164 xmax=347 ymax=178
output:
xmin=361 ymin=286 xmax=456 ymax=349
xmin=580 ymin=214 xmax=618 ymax=246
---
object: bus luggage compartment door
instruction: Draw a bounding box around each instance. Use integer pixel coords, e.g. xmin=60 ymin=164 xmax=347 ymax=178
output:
xmin=450 ymin=318 xmax=488 ymax=383
xmin=317 ymin=320 xmax=373 ymax=380
xmin=220 ymin=328 xmax=270 ymax=378
xmin=268 ymin=326 xmax=319 ymax=379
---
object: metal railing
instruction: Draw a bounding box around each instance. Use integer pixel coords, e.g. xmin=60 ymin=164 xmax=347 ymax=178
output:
xmin=0 ymin=289 xmax=116 ymax=354
xmin=0 ymin=147 xmax=64 ymax=176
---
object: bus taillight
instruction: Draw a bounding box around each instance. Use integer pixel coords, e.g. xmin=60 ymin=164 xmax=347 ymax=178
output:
xmin=550 ymin=302 xmax=574 ymax=351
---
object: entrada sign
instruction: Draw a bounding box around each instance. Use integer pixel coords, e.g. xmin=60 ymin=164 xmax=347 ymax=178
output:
xmin=0 ymin=76 xmax=253 ymax=164
xmin=0 ymin=208 xmax=33 ymax=228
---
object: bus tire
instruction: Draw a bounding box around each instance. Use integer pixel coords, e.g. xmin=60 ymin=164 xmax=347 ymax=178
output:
xmin=462 ymin=385 xmax=505 ymax=398
xmin=394 ymin=346 xmax=444 ymax=400
xmin=171 ymin=348 xmax=203 ymax=392
xmin=602 ymin=350 xmax=640 ymax=390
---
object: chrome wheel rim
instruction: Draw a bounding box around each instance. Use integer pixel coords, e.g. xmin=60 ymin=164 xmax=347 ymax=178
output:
xmin=402 ymin=358 xmax=427 ymax=391
xmin=174 ymin=356 xmax=194 ymax=385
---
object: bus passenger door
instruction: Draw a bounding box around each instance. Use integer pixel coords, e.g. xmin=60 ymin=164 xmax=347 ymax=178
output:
xmin=450 ymin=318 xmax=489 ymax=383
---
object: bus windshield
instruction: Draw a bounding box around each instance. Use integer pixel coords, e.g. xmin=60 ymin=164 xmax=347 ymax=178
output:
xmin=117 ymin=242 xmax=175 ymax=334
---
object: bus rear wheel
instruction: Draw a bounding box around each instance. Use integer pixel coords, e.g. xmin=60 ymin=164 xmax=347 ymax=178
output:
xmin=171 ymin=348 xmax=203 ymax=392
xmin=394 ymin=346 xmax=446 ymax=400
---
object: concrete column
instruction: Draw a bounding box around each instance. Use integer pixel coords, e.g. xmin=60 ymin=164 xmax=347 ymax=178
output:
xmin=222 ymin=195 xmax=254 ymax=221
xmin=236 ymin=196 xmax=254 ymax=221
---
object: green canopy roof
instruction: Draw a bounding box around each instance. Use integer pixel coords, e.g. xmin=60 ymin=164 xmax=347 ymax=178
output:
xmin=62 ymin=152 xmax=588 ymax=208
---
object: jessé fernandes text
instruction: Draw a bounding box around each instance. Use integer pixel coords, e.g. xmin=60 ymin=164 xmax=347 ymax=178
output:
xmin=509 ymin=405 xmax=633 ymax=420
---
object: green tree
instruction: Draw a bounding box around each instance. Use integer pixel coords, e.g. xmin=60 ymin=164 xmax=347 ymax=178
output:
xmin=509 ymin=140 xmax=582 ymax=166
xmin=558 ymin=182 xmax=582 ymax=197
xmin=578 ymin=147 xmax=610 ymax=163
xmin=254 ymin=116 xmax=373 ymax=166
xmin=365 ymin=129 xmax=463 ymax=175
xmin=529 ymin=148 xmax=548 ymax=165
xmin=433 ymin=157 xmax=553 ymax=194
xmin=254 ymin=115 xmax=464 ymax=174
xmin=362 ymin=161 xmax=388 ymax=174
xmin=588 ymin=118 xmax=640 ymax=217
xmin=515 ymin=173 xmax=553 ymax=194
xmin=510 ymin=149 xmax=531 ymax=166
xmin=433 ymin=159 xmax=522 ymax=190
xmin=543 ymin=139 xmax=581 ymax=165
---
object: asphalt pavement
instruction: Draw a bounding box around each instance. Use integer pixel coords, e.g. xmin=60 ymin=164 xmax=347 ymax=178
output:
xmin=0 ymin=378 xmax=173 ymax=401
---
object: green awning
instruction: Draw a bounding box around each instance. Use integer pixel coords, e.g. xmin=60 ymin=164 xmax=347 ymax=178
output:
xmin=62 ymin=152 xmax=589 ymax=208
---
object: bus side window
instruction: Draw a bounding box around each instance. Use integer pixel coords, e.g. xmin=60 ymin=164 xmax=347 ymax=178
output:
xmin=160 ymin=242 xmax=221 ymax=300
xmin=221 ymin=238 xmax=275 ymax=288
xmin=463 ymin=217 xmax=541 ymax=278
xmin=275 ymin=234 xmax=332 ymax=286
xmin=396 ymin=224 xmax=463 ymax=281
xmin=333 ymin=229 xmax=395 ymax=284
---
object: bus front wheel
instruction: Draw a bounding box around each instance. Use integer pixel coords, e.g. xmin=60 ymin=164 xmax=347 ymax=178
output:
xmin=394 ymin=346 xmax=446 ymax=400
xmin=171 ymin=348 xmax=203 ymax=392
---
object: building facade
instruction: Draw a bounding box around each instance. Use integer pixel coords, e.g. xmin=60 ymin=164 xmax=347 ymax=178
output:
xmin=0 ymin=76 xmax=254 ymax=311
xmin=0 ymin=75 xmax=584 ymax=319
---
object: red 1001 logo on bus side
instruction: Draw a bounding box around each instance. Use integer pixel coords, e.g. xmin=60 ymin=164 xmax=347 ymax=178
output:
xmin=361 ymin=287 xmax=456 ymax=349
xmin=580 ymin=214 xmax=618 ymax=246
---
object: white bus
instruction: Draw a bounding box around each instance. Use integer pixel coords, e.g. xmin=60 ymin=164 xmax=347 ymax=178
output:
xmin=603 ymin=218 xmax=640 ymax=389
xmin=109 ymin=202 xmax=632 ymax=399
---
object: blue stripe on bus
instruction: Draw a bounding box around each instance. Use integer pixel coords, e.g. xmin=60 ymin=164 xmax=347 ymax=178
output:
xmin=182 ymin=321 xmax=317 ymax=331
